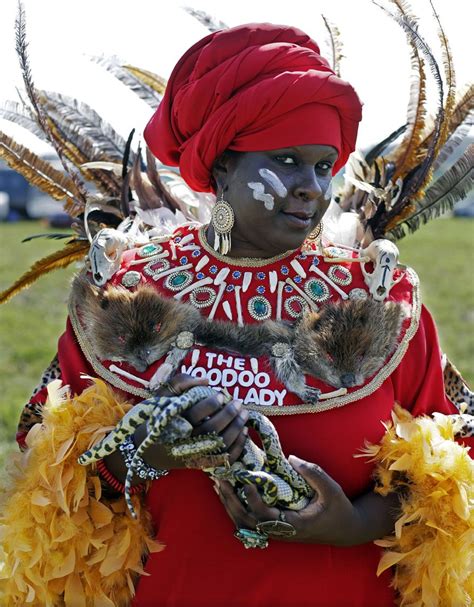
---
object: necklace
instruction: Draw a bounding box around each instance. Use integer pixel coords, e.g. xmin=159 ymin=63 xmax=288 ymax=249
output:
xmin=198 ymin=225 xmax=297 ymax=268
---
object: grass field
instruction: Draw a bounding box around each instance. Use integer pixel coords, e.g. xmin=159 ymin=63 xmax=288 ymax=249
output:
xmin=0 ymin=217 xmax=473 ymax=469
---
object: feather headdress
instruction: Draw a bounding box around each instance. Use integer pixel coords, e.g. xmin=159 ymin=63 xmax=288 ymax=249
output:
xmin=336 ymin=0 xmax=473 ymax=243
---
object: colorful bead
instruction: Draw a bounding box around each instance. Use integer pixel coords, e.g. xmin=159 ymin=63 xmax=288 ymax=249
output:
xmin=284 ymin=285 xmax=294 ymax=293
xmin=293 ymin=275 xmax=302 ymax=283
xmin=164 ymin=271 xmax=193 ymax=291
xmin=232 ymin=270 xmax=242 ymax=279
xmin=179 ymin=256 xmax=189 ymax=265
xmin=196 ymin=272 xmax=205 ymax=280
xmin=209 ymin=265 xmax=218 ymax=274
xmin=284 ymin=295 xmax=308 ymax=318
xmin=121 ymin=271 xmax=141 ymax=288
xmin=304 ymin=278 xmax=330 ymax=302
xmin=256 ymin=285 xmax=266 ymax=294
xmin=248 ymin=296 xmax=272 ymax=320
xmin=144 ymin=259 xmax=171 ymax=278
xmin=192 ymin=249 xmax=201 ymax=257
xmin=349 ymin=288 xmax=368 ymax=300
xmin=137 ymin=243 xmax=163 ymax=258
xmin=257 ymin=272 xmax=266 ymax=280
xmin=189 ymin=286 xmax=217 ymax=308
xmin=174 ymin=236 xmax=182 ymax=243
xmin=312 ymin=257 xmax=320 ymax=267
xmin=281 ymin=266 xmax=289 ymax=275
xmin=328 ymin=265 xmax=352 ymax=286
xmin=226 ymin=284 xmax=235 ymax=292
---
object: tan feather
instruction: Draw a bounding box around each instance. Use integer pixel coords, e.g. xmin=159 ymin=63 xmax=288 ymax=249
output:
xmin=0 ymin=240 xmax=89 ymax=305
xmin=123 ymin=65 xmax=167 ymax=95
xmin=388 ymin=0 xmax=428 ymax=180
xmin=0 ymin=131 xmax=78 ymax=203
xmin=321 ymin=15 xmax=344 ymax=77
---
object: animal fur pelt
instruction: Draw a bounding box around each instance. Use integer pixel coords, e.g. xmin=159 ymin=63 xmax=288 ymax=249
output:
xmin=0 ymin=378 xmax=161 ymax=607
xmin=359 ymin=405 xmax=474 ymax=606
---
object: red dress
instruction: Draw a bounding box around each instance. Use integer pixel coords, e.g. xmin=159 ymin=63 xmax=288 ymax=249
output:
xmin=25 ymin=226 xmax=472 ymax=607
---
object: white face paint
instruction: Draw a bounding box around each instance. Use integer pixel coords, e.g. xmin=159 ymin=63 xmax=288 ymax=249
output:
xmin=247 ymin=182 xmax=275 ymax=210
xmin=258 ymin=168 xmax=288 ymax=198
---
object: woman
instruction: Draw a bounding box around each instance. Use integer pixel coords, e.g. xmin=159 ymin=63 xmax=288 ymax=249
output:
xmin=5 ymin=23 xmax=473 ymax=607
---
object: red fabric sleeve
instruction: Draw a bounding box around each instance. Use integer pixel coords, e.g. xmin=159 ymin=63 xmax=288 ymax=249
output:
xmin=392 ymin=304 xmax=474 ymax=455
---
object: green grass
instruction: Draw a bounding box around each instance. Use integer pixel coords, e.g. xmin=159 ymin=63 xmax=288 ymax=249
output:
xmin=0 ymin=217 xmax=473 ymax=470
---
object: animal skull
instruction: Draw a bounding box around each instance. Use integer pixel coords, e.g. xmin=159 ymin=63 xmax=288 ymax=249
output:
xmin=360 ymin=239 xmax=402 ymax=301
xmin=89 ymin=228 xmax=130 ymax=286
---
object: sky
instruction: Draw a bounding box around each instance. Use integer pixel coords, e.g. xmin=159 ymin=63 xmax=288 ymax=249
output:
xmin=0 ymin=0 xmax=472 ymax=155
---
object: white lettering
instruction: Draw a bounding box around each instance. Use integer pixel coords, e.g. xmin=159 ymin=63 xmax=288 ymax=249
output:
xmin=207 ymin=369 xmax=222 ymax=386
xmin=274 ymin=389 xmax=287 ymax=406
xmin=217 ymin=354 xmax=235 ymax=368
xmin=234 ymin=357 xmax=245 ymax=371
xmin=221 ymin=368 xmax=238 ymax=387
xmin=259 ymin=389 xmax=276 ymax=405
xmin=238 ymin=370 xmax=255 ymax=388
xmin=244 ymin=388 xmax=260 ymax=404
xmin=254 ymin=372 xmax=270 ymax=388
xmin=206 ymin=352 xmax=217 ymax=366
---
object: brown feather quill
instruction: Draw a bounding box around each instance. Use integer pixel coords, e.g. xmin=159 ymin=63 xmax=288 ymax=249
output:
xmin=123 ymin=65 xmax=167 ymax=95
xmin=0 ymin=240 xmax=89 ymax=305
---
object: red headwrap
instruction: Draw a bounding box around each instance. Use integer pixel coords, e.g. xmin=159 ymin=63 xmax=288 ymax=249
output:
xmin=144 ymin=23 xmax=363 ymax=192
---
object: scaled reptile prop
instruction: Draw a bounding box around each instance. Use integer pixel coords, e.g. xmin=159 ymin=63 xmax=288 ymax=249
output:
xmin=78 ymin=385 xmax=313 ymax=519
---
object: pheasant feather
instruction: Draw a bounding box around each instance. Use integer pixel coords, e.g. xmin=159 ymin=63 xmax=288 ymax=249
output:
xmin=123 ymin=66 xmax=167 ymax=96
xmin=0 ymin=100 xmax=46 ymax=141
xmin=183 ymin=6 xmax=228 ymax=32
xmin=90 ymin=55 xmax=162 ymax=109
xmin=389 ymin=144 xmax=474 ymax=238
xmin=388 ymin=1 xmax=428 ymax=181
xmin=0 ymin=240 xmax=89 ymax=305
xmin=321 ymin=15 xmax=344 ymax=77
xmin=0 ymin=131 xmax=78 ymax=203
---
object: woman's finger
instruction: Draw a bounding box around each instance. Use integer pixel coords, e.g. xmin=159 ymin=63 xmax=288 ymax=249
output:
xmin=220 ymin=409 xmax=249 ymax=448
xmin=243 ymin=485 xmax=280 ymax=521
xmin=227 ymin=426 xmax=249 ymax=463
xmin=218 ymin=481 xmax=256 ymax=529
xmin=194 ymin=399 xmax=242 ymax=435
xmin=157 ymin=373 xmax=208 ymax=397
xmin=184 ymin=393 xmax=225 ymax=425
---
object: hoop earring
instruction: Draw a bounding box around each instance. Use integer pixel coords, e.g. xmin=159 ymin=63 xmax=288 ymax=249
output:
xmin=211 ymin=192 xmax=235 ymax=256
xmin=302 ymin=222 xmax=323 ymax=253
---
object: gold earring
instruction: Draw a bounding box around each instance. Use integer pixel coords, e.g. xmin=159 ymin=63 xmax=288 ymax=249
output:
xmin=302 ymin=222 xmax=323 ymax=253
xmin=211 ymin=191 xmax=235 ymax=255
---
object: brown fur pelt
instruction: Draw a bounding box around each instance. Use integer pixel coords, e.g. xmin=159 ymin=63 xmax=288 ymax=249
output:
xmin=73 ymin=273 xmax=202 ymax=372
xmin=294 ymin=299 xmax=405 ymax=388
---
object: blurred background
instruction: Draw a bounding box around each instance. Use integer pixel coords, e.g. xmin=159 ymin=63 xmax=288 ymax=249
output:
xmin=0 ymin=0 xmax=473 ymax=467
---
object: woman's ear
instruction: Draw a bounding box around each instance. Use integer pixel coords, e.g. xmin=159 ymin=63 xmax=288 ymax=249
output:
xmin=211 ymin=151 xmax=233 ymax=191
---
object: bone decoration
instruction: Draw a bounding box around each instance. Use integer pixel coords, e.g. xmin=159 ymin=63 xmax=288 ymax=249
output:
xmin=360 ymin=239 xmax=401 ymax=301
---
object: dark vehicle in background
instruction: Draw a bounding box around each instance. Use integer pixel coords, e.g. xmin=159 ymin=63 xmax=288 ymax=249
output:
xmin=0 ymin=156 xmax=71 ymax=223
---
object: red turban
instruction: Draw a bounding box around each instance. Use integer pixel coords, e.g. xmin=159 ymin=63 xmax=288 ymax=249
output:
xmin=144 ymin=23 xmax=363 ymax=193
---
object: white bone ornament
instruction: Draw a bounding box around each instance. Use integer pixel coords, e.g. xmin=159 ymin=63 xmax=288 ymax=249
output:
xmin=360 ymin=239 xmax=401 ymax=301
xmin=89 ymin=228 xmax=131 ymax=286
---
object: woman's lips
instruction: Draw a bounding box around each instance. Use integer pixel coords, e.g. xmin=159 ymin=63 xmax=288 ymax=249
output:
xmin=280 ymin=211 xmax=313 ymax=229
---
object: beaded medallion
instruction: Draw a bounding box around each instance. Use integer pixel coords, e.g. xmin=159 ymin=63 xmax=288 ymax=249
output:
xmin=304 ymin=278 xmax=330 ymax=303
xmin=189 ymin=286 xmax=217 ymax=308
xmin=164 ymin=271 xmax=194 ymax=292
xmin=248 ymin=296 xmax=272 ymax=320
xmin=284 ymin=295 xmax=308 ymax=318
xmin=349 ymin=288 xmax=368 ymax=300
xmin=144 ymin=259 xmax=171 ymax=279
xmin=137 ymin=243 xmax=163 ymax=258
xmin=121 ymin=271 xmax=141 ymax=288
xmin=328 ymin=265 xmax=352 ymax=286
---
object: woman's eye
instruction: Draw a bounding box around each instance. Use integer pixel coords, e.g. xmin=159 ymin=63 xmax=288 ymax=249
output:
xmin=316 ymin=161 xmax=333 ymax=172
xmin=275 ymin=155 xmax=296 ymax=165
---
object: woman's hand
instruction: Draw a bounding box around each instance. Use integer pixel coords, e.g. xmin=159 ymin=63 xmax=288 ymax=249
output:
xmin=217 ymin=455 xmax=399 ymax=546
xmin=138 ymin=373 xmax=249 ymax=469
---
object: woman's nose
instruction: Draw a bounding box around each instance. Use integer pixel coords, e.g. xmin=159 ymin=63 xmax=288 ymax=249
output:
xmin=293 ymin=169 xmax=323 ymax=201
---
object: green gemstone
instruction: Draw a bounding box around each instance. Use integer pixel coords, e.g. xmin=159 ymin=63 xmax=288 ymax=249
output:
xmin=171 ymin=273 xmax=188 ymax=286
xmin=254 ymin=299 xmax=268 ymax=316
xmin=311 ymin=282 xmax=324 ymax=296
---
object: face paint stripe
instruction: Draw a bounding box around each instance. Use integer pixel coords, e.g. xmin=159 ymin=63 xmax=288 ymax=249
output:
xmin=247 ymin=182 xmax=274 ymax=210
xmin=258 ymin=168 xmax=288 ymax=197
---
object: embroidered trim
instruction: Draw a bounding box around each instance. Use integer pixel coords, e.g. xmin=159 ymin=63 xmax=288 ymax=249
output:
xmin=198 ymin=225 xmax=296 ymax=267
xmin=69 ymin=268 xmax=422 ymax=415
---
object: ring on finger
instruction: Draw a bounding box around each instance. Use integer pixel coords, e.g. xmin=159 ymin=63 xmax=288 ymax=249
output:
xmin=256 ymin=511 xmax=296 ymax=538
xmin=161 ymin=381 xmax=180 ymax=396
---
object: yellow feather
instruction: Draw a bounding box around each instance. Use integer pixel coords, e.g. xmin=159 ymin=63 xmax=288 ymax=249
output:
xmin=0 ymin=378 xmax=162 ymax=606
xmin=124 ymin=65 xmax=167 ymax=95
xmin=0 ymin=240 xmax=89 ymax=305
xmin=362 ymin=404 xmax=474 ymax=606
xmin=0 ymin=130 xmax=78 ymax=202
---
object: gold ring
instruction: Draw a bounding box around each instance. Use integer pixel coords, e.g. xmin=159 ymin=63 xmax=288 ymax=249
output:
xmin=161 ymin=381 xmax=180 ymax=396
